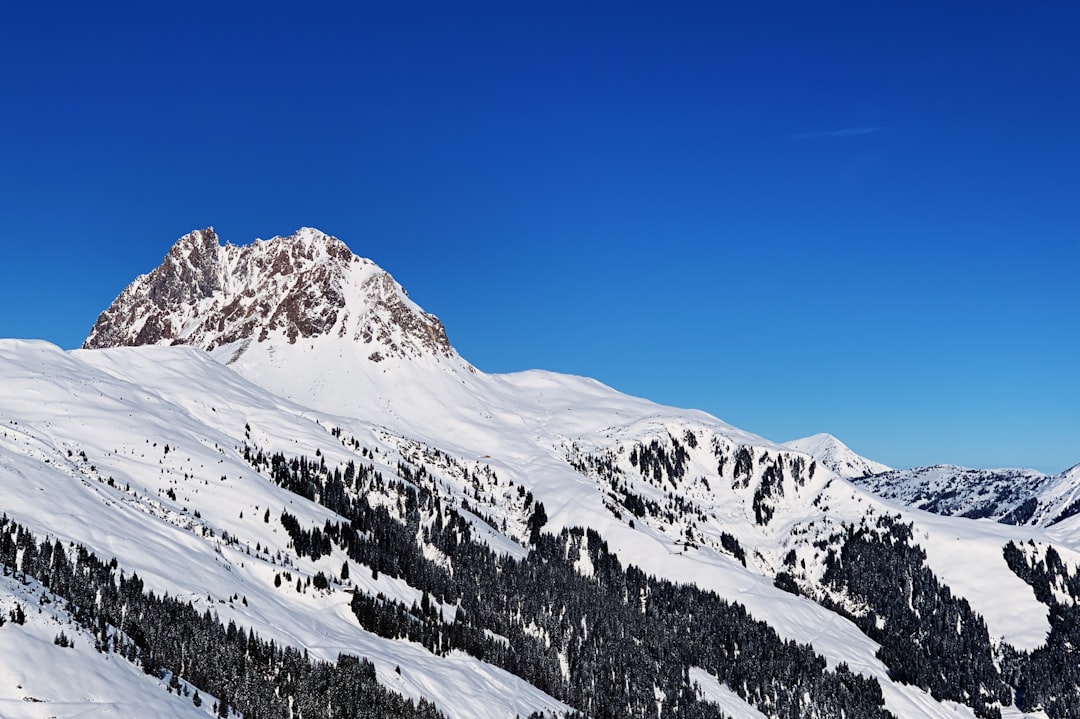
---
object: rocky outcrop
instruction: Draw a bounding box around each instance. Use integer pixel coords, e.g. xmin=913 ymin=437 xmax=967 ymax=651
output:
xmin=84 ymin=227 xmax=453 ymax=362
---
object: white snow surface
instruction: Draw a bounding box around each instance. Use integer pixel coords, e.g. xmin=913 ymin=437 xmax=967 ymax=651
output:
xmin=0 ymin=572 xmax=212 ymax=719
xmin=688 ymin=667 xmax=769 ymax=719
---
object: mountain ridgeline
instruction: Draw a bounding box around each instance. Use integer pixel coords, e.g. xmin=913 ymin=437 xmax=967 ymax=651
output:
xmin=852 ymin=463 xmax=1080 ymax=527
xmin=3 ymin=227 xmax=1080 ymax=719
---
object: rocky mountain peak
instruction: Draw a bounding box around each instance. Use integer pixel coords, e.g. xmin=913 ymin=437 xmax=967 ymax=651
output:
xmin=83 ymin=227 xmax=453 ymax=362
xmin=153 ymin=227 xmax=224 ymax=304
xmin=249 ymin=227 xmax=354 ymax=275
xmin=170 ymin=226 xmax=220 ymax=258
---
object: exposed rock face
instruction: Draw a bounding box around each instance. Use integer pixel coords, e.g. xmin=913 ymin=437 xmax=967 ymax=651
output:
xmin=84 ymin=227 xmax=453 ymax=361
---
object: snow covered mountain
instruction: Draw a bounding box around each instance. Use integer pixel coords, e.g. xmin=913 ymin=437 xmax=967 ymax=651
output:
xmin=782 ymin=433 xmax=1080 ymax=530
xmin=783 ymin=433 xmax=891 ymax=479
xmin=3 ymin=227 xmax=1080 ymax=719
xmin=851 ymin=463 xmax=1080 ymax=527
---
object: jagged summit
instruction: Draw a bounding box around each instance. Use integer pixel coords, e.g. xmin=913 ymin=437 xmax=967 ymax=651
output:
xmin=84 ymin=227 xmax=453 ymax=363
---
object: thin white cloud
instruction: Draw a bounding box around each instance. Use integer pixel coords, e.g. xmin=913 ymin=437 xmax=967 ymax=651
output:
xmin=790 ymin=126 xmax=883 ymax=140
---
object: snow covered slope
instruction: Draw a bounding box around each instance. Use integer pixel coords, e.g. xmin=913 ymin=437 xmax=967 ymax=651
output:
xmin=6 ymin=335 xmax=1045 ymax=719
xmin=0 ymin=570 xmax=214 ymax=719
xmin=1 ymin=226 xmax=1075 ymax=718
xmin=0 ymin=339 xmax=570 ymax=719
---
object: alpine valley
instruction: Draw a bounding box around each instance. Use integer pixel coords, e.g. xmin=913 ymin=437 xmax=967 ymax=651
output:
xmin=2 ymin=228 xmax=1079 ymax=719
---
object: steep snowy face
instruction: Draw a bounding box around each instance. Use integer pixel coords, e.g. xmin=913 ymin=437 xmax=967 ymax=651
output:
xmin=783 ymin=433 xmax=891 ymax=479
xmin=83 ymin=227 xmax=452 ymax=363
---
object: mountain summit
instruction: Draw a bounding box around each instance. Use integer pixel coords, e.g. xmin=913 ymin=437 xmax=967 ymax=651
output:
xmin=782 ymin=433 xmax=891 ymax=479
xmin=84 ymin=227 xmax=452 ymax=363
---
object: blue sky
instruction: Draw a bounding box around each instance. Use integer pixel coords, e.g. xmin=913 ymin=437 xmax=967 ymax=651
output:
xmin=1 ymin=2 xmax=1077 ymax=472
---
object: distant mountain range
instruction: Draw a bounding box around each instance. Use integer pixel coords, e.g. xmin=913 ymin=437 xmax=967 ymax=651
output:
xmin=2 ymin=227 xmax=1077 ymax=719
xmin=852 ymin=462 xmax=1080 ymax=526
xmin=782 ymin=433 xmax=1080 ymax=527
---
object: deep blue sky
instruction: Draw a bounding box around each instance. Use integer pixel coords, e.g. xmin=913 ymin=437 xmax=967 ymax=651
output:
xmin=2 ymin=2 xmax=1077 ymax=472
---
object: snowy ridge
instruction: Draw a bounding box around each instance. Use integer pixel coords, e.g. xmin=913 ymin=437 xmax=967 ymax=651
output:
xmin=853 ymin=463 xmax=1080 ymax=528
